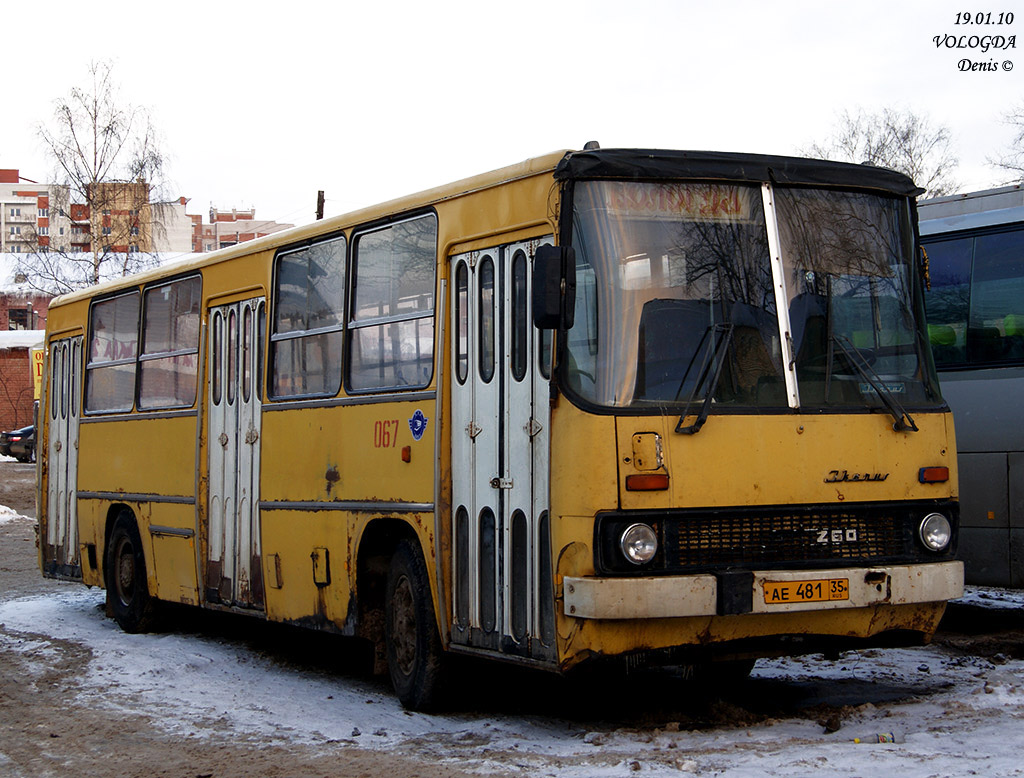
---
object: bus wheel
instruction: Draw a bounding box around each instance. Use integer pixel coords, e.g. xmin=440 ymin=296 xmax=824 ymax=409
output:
xmin=384 ymin=539 xmax=445 ymax=710
xmin=105 ymin=512 xmax=158 ymax=633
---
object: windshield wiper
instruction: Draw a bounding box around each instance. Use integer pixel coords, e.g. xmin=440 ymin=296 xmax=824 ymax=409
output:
xmin=831 ymin=334 xmax=918 ymax=432
xmin=675 ymin=323 xmax=734 ymax=435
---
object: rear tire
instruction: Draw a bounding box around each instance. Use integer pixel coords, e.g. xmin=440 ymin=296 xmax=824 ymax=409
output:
xmin=384 ymin=539 xmax=446 ymax=710
xmin=105 ymin=512 xmax=159 ymax=633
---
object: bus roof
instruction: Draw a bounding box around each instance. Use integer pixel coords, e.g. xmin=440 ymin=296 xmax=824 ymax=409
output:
xmin=555 ymin=148 xmax=923 ymax=197
xmin=919 ymin=184 xmax=1024 ymax=236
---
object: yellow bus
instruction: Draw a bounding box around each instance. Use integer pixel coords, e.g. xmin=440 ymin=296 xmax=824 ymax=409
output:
xmin=39 ymin=147 xmax=964 ymax=710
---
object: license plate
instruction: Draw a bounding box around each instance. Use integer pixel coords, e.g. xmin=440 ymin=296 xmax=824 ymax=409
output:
xmin=763 ymin=578 xmax=849 ymax=605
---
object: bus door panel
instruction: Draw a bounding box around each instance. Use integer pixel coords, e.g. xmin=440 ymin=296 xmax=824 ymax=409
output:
xmin=44 ymin=336 xmax=83 ymax=579
xmin=206 ymin=298 xmax=264 ymax=610
xmin=450 ymin=240 xmax=555 ymax=660
xmin=451 ymin=249 xmax=500 ymax=649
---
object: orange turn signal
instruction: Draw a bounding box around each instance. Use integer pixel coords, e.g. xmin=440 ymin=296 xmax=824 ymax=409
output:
xmin=625 ymin=473 xmax=670 ymax=491
xmin=918 ymin=466 xmax=949 ymax=484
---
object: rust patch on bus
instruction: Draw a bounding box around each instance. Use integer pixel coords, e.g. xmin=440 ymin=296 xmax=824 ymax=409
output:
xmin=325 ymin=466 xmax=341 ymax=495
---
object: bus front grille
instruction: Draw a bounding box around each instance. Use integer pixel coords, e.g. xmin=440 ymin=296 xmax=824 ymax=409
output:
xmin=595 ymin=501 xmax=958 ymax=574
xmin=665 ymin=510 xmax=906 ymax=569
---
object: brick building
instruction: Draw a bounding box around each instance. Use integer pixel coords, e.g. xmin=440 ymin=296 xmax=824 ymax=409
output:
xmin=0 ymin=254 xmax=51 ymax=431
xmin=0 ymin=330 xmax=43 ymax=432
xmin=4 ymin=169 xmax=292 ymax=256
xmin=192 ymin=207 xmax=293 ymax=252
xmin=1 ymin=170 xmax=53 ymax=254
xmin=1 ymin=291 xmax=49 ymax=331
xmin=1 ymin=169 xmax=196 ymax=254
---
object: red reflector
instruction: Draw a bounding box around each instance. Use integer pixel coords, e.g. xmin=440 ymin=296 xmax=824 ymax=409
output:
xmin=401 ymin=446 xmax=412 ymax=463
xmin=625 ymin=473 xmax=669 ymax=491
xmin=919 ymin=466 xmax=949 ymax=484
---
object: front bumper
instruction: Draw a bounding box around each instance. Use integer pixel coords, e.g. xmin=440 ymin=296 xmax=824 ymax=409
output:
xmin=563 ymin=560 xmax=964 ymax=619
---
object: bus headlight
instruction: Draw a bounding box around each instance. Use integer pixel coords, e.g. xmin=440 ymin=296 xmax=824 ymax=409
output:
xmin=919 ymin=513 xmax=952 ymax=552
xmin=620 ymin=523 xmax=658 ymax=565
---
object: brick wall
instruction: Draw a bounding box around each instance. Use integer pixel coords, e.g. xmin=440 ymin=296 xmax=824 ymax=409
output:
xmin=0 ymin=348 xmax=35 ymax=431
xmin=0 ymin=294 xmax=50 ymax=331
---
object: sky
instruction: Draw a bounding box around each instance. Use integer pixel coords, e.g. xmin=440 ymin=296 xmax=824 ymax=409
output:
xmin=2 ymin=0 xmax=1021 ymax=229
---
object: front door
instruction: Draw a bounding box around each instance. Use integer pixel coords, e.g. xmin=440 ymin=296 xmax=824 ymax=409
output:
xmin=43 ymin=335 xmax=83 ymax=579
xmin=450 ymin=240 xmax=555 ymax=659
xmin=206 ymin=298 xmax=264 ymax=609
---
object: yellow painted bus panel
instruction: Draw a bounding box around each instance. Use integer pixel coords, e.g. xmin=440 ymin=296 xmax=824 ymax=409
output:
xmin=77 ymin=416 xmax=198 ymax=497
xmin=547 ymin=402 xmax=619 ymax=520
xmin=259 ymin=403 xmax=434 ymax=504
xmin=260 ymin=510 xmax=353 ymax=629
xmin=146 ymin=502 xmax=200 ymax=606
xmin=615 ymin=412 xmax=957 ymax=511
xmin=74 ymin=498 xmax=105 ymax=587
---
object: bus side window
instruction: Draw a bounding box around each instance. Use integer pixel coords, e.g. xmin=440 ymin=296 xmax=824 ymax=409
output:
xmin=139 ymin=276 xmax=202 ymax=410
xmin=924 ymin=236 xmax=972 ymax=366
xmin=269 ymin=236 xmax=346 ymax=398
xmin=970 ymin=230 xmax=1024 ymax=363
xmin=85 ymin=291 xmax=140 ymax=413
xmin=348 ymin=214 xmax=437 ymax=392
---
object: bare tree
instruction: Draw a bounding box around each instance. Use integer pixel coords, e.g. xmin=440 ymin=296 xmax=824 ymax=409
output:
xmin=991 ymin=102 xmax=1024 ymax=181
xmin=806 ymin=107 xmax=960 ymax=198
xmin=17 ymin=60 xmax=168 ymax=294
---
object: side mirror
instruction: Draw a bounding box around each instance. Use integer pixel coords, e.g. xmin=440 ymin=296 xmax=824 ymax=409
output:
xmin=532 ymin=244 xmax=576 ymax=329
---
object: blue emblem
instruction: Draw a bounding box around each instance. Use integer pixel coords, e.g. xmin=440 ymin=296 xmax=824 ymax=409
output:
xmin=409 ymin=409 xmax=429 ymax=441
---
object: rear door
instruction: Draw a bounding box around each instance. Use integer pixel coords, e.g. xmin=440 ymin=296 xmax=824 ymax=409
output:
xmin=43 ymin=335 xmax=83 ymax=579
xmin=206 ymin=298 xmax=265 ymax=609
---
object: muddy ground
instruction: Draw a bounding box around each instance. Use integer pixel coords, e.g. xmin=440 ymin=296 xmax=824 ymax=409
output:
xmin=0 ymin=463 xmax=479 ymax=778
xmin=2 ymin=459 xmax=1022 ymax=778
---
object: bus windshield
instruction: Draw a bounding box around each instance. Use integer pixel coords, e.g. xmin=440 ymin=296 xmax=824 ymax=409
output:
xmin=565 ymin=180 xmax=942 ymax=412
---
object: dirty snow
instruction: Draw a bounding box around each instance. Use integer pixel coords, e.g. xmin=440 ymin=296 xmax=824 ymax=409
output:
xmin=1 ymin=506 xmax=1022 ymax=777
xmin=0 ymin=504 xmax=23 ymax=524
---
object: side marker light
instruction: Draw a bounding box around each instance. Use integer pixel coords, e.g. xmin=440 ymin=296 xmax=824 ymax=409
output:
xmin=918 ymin=466 xmax=949 ymax=484
xmin=625 ymin=473 xmax=669 ymax=491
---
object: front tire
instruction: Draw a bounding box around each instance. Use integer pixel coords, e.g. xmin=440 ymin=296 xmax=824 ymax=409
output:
xmin=105 ymin=512 xmax=158 ymax=633
xmin=384 ymin=539 xmax=446 ymax=710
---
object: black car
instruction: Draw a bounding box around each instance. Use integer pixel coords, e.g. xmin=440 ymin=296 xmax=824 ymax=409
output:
xmin=0 ymin=425 xmax=35 ymax=463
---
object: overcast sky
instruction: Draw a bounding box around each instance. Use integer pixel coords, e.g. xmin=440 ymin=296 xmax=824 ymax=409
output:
xmin=3 ymin=0 xmax=1020 ymax=229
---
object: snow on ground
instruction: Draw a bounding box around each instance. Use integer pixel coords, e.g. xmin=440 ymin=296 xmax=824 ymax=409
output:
xmin=0 ymin=504 xmax=23 ymax=524
xmin=2 ymin=505 xmax=1023 ymax=777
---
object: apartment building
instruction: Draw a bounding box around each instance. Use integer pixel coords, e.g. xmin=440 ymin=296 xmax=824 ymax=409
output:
xmin=0 ymin=170 xmax=62 ymax=254
xmin=1 ymin=169 xmax=195 ymax=254
xmin=191 ymin=206 xmax=293 ymax=252
xmin=4 ymin=168 xmax=293 ymax=256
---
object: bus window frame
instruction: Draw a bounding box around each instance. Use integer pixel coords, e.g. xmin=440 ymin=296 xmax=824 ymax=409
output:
xmin=137 ymin=273 xmax=203 ymax=411
xmin=923 ymin=222 xmax=1024 ymax=371
xmin=84 ymin=288 xmax=142 ymax=415
xmin=267 ymin=231 xmax=348 ymax=401
xmin=345 ymin=210 xmax=438 ymax=395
